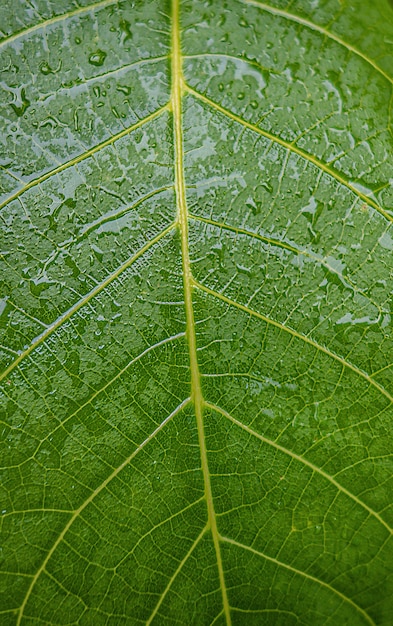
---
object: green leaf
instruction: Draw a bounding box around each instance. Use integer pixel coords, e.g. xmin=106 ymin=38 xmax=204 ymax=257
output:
xmin=1 ymin=0 xmax=393 ymax=623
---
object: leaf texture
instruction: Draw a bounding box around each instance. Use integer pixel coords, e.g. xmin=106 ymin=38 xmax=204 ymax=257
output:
xmin=1 ymin=0 xmax=393 ymax=624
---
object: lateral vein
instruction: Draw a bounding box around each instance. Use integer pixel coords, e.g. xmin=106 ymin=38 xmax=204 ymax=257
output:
xmin=185 ymin=86 xmax=392 ymax=223
xmin=0 ymin=105 xmax=168 ymax=213
xmin=15 ymin=398 xmax=191 ymax=626
xmin=0 ymin=0 xmax=119 ymax=50
xmin=194 ymin=280 xmax=393 ymax=406
xmin=206 ymin=401 xmax=392 ymax=535
xmin=0 ymin=223 xmax=175 ymax=382
xmin=221 ymin=536 xmax=376 ymax=626
xmin=241 ymin=0 xmax=393 ymax=87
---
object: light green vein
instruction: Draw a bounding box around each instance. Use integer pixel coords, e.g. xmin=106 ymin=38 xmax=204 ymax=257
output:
xmin=189 ymin=212 xmax=383 ymax=316
xmin=0 ymin=571 xmax=33 ymax=579
xmin=78 ymin=185 xmax=174 ymax=241
xmin=171 ymin=0 xmax=231 ymax=623
xmin=232 ymin=608 xmax=300 ymax=618
xmin=205 ymin=401 xmax=392 ymax=535
xmin=221 ymin=536 xmax=376 ymax=626
xmin=183 ymin=52 xmax=276 ymax=76
xmin=241 ymin=0 xmax=393 ymax=87
xmin=146 ymin=525 xmax=208 ymax=625
xmin=185 ymin=86 xmax=392 ymax=223
xmin=0 ymin=0 xmax=118 ymax=49
xmin=39 ymin=56 xmax=168 ymax=104
xmin=1 ymin=334 xmax=187 ymax=471
xmin=0 ymin=223 xmax=175 ymax=383
xmin=193 ymin=280 xmax=393 ymax=406
xmin=15 ymin=397 xmax=191 ymax=626
xmin=0 ymin=164 xmax=24 ymax=184
xmin=0 ymin=105 xmax=168 ymax=213
xmin=34 ymin=185 xmax=174 ymax=279
xmin=0 ymin=508 xmax=73 ymax=519
xmin=3 ymin=299 xmax=47 ymax=328
xmin=114 ymin=496 xmax=205 ymax=571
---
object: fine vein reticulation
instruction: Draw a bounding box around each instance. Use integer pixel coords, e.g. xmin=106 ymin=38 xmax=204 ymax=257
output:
xmin=1 ymin=0 xmax=393 ymax=624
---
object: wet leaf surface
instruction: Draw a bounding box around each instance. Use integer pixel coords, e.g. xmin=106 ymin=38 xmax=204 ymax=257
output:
xmin=1 ymin=0 xmax=393 ymax=624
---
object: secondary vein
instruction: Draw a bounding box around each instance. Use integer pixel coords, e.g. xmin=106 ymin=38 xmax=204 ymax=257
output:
xmin=194 ymin=280 xmax=393 ymax=406
xmin=185 ymin=86 xmax=392 ymax=224
xmin=0 ymin=105 xmax=168 ymax=213
xmin=15 ymin=398 xmax=190 ymax=626
xmin=206 ymin=401 xmax=392 ymax=535
xmin=0 ymin=223 xmax=175 ymax=383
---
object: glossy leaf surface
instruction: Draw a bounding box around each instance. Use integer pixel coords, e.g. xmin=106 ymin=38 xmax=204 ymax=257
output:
xmin=1 ymin=0 xmax=393 ymax=624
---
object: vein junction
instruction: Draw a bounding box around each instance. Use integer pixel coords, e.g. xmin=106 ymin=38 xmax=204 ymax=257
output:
xmin=170 ymin=0 xmax=232 ymax=623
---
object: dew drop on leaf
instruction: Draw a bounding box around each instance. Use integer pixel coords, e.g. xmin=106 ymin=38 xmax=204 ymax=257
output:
xmin=9 ymin=87 xmax=30 ymax=117
xmin=88 ymin=50 xmax=107 ymax=66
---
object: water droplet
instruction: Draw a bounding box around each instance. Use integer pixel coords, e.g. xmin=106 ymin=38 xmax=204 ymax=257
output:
xmin=91 ymin=243 xmax=104 ymax=262
xmin=119 ymin=18 xmax=133 ymax=44
xmin=39 ymin=60 xmax=61 ymax=75
xmin=117 ymin=84 xmax=131 ymax=95
xmin=40 ymin=62 xmax=52 ymax=75
xmin=239 ymin=17 xmax=249 ymax=27
xmin=261 ymin=181 xmax=273 ymax=194
xmin=9 ymin=87 xmax=30 ymax=117
xmin=236 ymin=263 xmax=252 ymax=276
xmin=89 ymin=50 xmax=107 ymax=67
xmin=250 ymin=100 xmax=258 ymax=109
xmin=245 ymin=196 xmax=261 ymax=215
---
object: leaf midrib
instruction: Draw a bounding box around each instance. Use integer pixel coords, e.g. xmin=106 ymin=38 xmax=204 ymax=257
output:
xmin=170 ymin=0 xmax=232 ymax=622
xmin=3 ymin=2 xmax=391 ymax=623
xmin=1 ymin=82 xmax=386 ymax=219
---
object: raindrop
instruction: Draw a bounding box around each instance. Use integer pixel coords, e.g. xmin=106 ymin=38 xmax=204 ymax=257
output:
xmin=119 ymin=18 xmax=133 ymax=44
xmin=9 ymin=87 xmax=30 ymax=117
xmin=261 ymin=181 xmax=273 ymax=194
xmin=117 ymin=84 xmax=131 ymax=95
xmin=379 ymin=231 xmax=393 ymax=251
xmin=39 ymin=61 xmax=61 ymax=75
xmin=236 ymin=263 xmax=252 ymax=276
xmin=29 ymin=277 xmax=51 ymax=297
xmin=40 ymin=62 xmax=52 ymax=75
xmin=89 ymin=50 xmax=107 ymax=67
xmin=245 ymin=196 xmax=261 ymax=215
